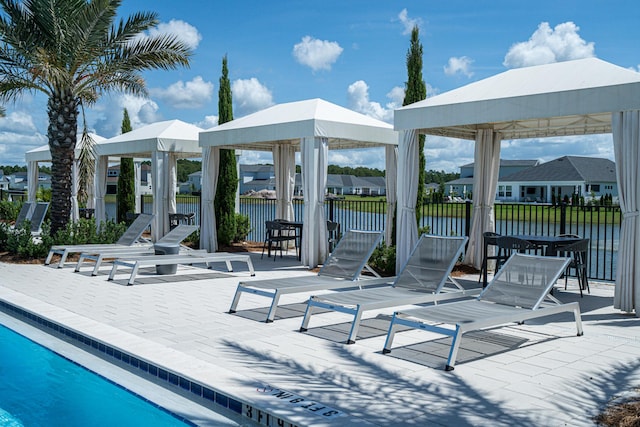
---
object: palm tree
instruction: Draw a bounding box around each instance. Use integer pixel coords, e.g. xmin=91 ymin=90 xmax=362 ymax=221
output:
xmin=0 ymin=0 xmax=192 ymax=233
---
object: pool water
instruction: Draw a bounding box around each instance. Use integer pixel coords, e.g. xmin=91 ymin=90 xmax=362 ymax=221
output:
xmin=0 ymin=324 xmax=191 ymax=427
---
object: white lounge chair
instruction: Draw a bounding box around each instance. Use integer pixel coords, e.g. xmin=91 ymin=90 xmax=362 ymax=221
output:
xmin=382 ymin=253 xmax=583 ymax=371
xmin=44 ymin=213 xmax=154 ymax=268
xmin=229 ymin=229 xmax=389 ymax=323
xmin=74 ymin=224 xmax=199 ymax=276
xmin=107 ymin=251 xmax=255 ymax=285
xmin=300 ymin=234 xmax=480 ymax=344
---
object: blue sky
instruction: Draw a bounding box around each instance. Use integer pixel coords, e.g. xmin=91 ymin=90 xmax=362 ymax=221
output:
xmin=1 ymin=0 xmax=639 ymax=172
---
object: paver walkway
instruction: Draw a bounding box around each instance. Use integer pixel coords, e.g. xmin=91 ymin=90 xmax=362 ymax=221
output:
xmin=1 ymin=253 xmax=639 ymax=426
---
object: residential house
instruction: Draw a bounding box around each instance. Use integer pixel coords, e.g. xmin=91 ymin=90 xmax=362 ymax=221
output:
xmin=445 ymin=159 xmax=539 ymax=199
xmin=7 ymin=171 xmax=51 ymax=192
xmin=0 ymin=170 xmax=9 ymax=191
xmin=498 ymin=156 xmax=617 ymax=203
xmin=106 ymin=163 xmax=153 ymax=195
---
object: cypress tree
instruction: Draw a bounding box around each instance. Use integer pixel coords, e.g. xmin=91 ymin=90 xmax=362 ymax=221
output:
xmin=214 ymin=55 xmax=238 ymax=246
xmin=117 ymin=109 xmax=136 ymax=223
xmin=403 ymin=25 xmax=427 ymax=226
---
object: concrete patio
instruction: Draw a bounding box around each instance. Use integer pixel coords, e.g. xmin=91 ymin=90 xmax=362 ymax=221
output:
xmin=0 ymin=251 xmax=638 ymax=426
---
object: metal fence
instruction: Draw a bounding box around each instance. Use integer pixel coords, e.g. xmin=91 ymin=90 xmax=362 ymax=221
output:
xmin=139 ymin=195 xmax=622 ymax=281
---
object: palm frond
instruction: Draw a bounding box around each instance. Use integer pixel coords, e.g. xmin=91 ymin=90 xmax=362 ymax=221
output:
xmin=77 ymin=125 xmax=96 ymax=205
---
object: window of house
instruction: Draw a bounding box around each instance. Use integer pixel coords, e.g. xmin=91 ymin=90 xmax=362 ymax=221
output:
xmin=497 ymin=186 xmax=505 ymax=197
xmin=506 ymin=186 xmax=512 ymax=197
xmin=591 ymin=184 xmax=601 ymax=192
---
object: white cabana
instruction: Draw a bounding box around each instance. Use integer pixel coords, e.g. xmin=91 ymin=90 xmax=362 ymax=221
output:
xmin=94 ymin=120 xmax=203 ymax=241
xmin=199 ymin=98 xmax=398 ymax=268
xmin=25 ymin=133 xmax=106 ymax=221
xmin=394 ymin=57 xmax=640 ymax=315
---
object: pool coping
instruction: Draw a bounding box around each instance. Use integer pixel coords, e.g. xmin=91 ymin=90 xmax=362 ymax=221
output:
xmin=0 ymin=286 xmax=362 ymax=427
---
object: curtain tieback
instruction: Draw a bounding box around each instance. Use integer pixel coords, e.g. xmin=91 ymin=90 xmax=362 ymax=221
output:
xmin=624 ymin=211 xmax=640 ymax=218
xmin=400 ymin=206 xmax=415 ymax=214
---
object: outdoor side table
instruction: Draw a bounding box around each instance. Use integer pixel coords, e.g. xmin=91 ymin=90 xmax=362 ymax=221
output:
xmin=154 ymin=242 xmax=179 ymax=274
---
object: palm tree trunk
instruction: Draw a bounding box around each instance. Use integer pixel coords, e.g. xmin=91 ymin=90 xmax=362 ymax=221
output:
xmin=47 ymin=89 xmax=79 ymax=234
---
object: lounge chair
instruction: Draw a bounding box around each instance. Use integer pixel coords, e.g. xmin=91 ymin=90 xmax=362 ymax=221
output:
xmin=44 ymin=213 xmax=154 ymax=268
xmin=300 ymin=235 xmax=480 ymax=344
xmin=382 ymin=253 xmax=583 ymax=371
xmin=74 ymin=224 xmax=199 ymax=276
xmin=107 ymin=251 xmax=255 ymax=285
xmin=12 ymin=202 xmax=34 ymax=229
xmin=29 ymin=202 xmax=49 ymax=236
xmin=229 ymin=229 xmax=389 ymax=323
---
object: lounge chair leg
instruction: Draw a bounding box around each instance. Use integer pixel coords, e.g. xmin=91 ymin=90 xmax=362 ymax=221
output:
xmin=444 ymin=325 xmax=463 ymax=371
xmin=44 ymin=250 xmax=54 ymax=265
xmin=228 ymin=287 xmax=243 ymax=313
xmin=382 ymin=314 xmax=400 ymax=354
xmin=346 ymin=308 xmax=364 ymax=344
xmin=299 ymin=300 xmax=315 ymax=332
xmin=265 ymin=292 xmax=282 ymax=323
xmin=574 ymin=305 xmax=584 ymax=336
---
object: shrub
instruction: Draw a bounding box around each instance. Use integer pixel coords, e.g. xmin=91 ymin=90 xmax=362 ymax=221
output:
xmin=0 ymin=217 xmax=128 ymax=260
xmin=233 ymin=213 xmax=251 ymax=242
xmin=368 ymin=244 xmax=396 ymax=277
xmin=0 ymin=200 xmax=20 ymax=221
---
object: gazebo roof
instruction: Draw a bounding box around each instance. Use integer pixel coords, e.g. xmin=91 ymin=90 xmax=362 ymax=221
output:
xmin=199 ymin=98 xmax=397 ymax=151
xmin=394 ymin=58 xmax=640 ymax=140
xmin=25 ymin=133 xmax=106 ymax=162
xmin=95 ymin=120 xmax=203 ymax=158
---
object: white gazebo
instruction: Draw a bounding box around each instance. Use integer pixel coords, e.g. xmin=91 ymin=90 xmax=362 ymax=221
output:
xmin=394 ymin=57 xmax=640 ymax=316
xmin=199 ymin=98 xmax=398 ymax=268
xmin=94 ymin=120 xmax=204 ymax=240
xmin=25 ymin=133 xmax=106 ymax=221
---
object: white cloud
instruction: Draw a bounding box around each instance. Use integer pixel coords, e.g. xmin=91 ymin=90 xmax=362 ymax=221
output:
xmin=196 ymin=115 xmax=219 ymax=130
xmin=397 ymin=9 xmax=422 ymax=35
xmin=347 ymin=80 xmax=403 ymax=124
xmin=444 ymin=56 xmax=474 ymax=77
xmin=143 ymin=19 xmax=202 ymax=50
xmin=150 ymin=76 xmax=214 ymax=109
xmin=292 ymin=36 xmax=343 ymax=72
xmin=503 ymin=22 xmax=595 ymax=68
xmin=231 ymin=78 xmax=274 ymax=117
xmin=91 ymin=94 xmax=163 ymax=137
xmin=0 ymin=110 xmax=47 ymax=164
xmin=0 ymin=111 xmax=38 ymax=134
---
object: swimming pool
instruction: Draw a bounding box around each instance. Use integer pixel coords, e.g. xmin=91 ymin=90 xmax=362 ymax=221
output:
xmin=0 ymin=323 xmax=196 ymax=426
xmin=0 ymin=314 xmax=250 ymax=427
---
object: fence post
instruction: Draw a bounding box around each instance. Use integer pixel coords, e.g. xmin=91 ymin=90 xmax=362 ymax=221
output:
xmin=559 ymin=202 xmax=567 ymax=235
xmin=328 ymin=198 xmax=334 ymax=222
xmin=464 ymin=200 xmax=472 ymax=237
xmin=140 ymin=194 xmax=145 ymax=214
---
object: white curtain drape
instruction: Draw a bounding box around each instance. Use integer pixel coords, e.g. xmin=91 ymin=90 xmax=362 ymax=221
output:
xmin=612 ymin=110 xmax=640 ymax=316
xmin=464 ymin=128 xmax=502 ymax=269
xmin=70 ymin=161 xmax=79 ymax=222
xmin=151 ymin=151 xmax=169 ymax=241
xmin=395 ymin=130 xmax=419 ymax=272
xmin=27 ymin=160 xmax=38 ymax=203
xmin=301 ymin=137 xmax=328 ymax=268
xmin=169 ymin=154 xmax=178 ymax=215
xmin=385 ymin=145 xmax=398 ymax=246
xmin=94 ymin=156 xmax=108 ymax=227
xmin=200 ymin=147 xmax=220 ymax=252
xmin=134 ymin=161 xmax=141 ymax=213
xmin=273 ymin=143 xmax=296 ymax=221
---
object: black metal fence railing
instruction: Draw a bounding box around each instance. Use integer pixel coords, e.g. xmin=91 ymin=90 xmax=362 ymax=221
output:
xmin=0 ymin=189 xmax=28 ymax=202
xmin=136 ymin=196 xmax=623 ymax=282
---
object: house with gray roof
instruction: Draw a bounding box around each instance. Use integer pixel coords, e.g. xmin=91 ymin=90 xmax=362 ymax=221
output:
xmin=446 ymin=159 xmax=539 ymax=199
xmin=498 ymin=156 xmax=617 ymax=203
